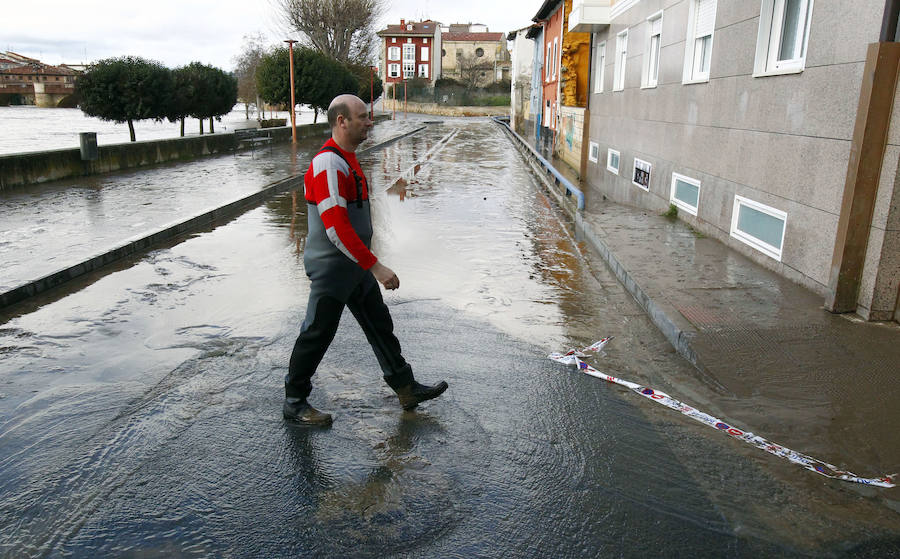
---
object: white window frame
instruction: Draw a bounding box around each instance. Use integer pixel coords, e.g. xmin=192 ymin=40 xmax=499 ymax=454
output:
xmin=670 ymin=172 xmax=701 ymax=215
xmin=588 ymin=141 xmax=600 ymax=163
xmin=402 ymin=60 xmax=415 ymax=79
xmin=553 ymin=37 xmax=559 ymax=80
xmin=614 ymin=30 xmax=628 ymax=91
xmin=546 ymin=41 xmax=553 ymax=82
xmin=632 ymin=157 xmax=652 ymax=191
xmin=421 ymin=46 xmax=429 ymax=62
xmin=753 ymin=0 xmax=814 ymax=77
xmin=402 ymin=43 xmax=416 ymax=61
xmin=594 ymin=40 xmax=606 ymax=93
xmin=388 ymin=63 xmax=400 ymax=78
xmin=642 ymin=12 xmax=663 ymax=88
xmin=730 ymin=195 xmax=787 ymax=261
xmin=388 ymin=46 xmax=401 ymax=61
xmin=682 ymin=0 xmax=717 ymax=84
xmin=607 ymin=148 xmax=621 ymax=174
xmin=424 ymin=37 xmax=429 ymax=44
xmin=392 ymin=38 xmax=397 ymax=43
xmin=418 ymin=64 xmax=429 ymax=78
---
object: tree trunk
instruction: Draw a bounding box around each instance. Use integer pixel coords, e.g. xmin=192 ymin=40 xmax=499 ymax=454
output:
xmin=199 ymin=119 xmax=204 ymax=135
xmin=128 ymin=119 xmax=136 ymax=142
xmin=180 ymin=118 xmax=185 ymax=137
xmin=209 ymin=117 xmax=214 ymax=133
xmin=313 ymin=109 xmax=318 ymax=124
xmin=256 ymin=96 xmax=261 ymax=121
xmin=244 ymin=103 xmax=249 ymax=119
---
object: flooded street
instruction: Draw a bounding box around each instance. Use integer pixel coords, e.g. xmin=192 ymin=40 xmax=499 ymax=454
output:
xmin=1 ymin=118 xmax=898 ymax=557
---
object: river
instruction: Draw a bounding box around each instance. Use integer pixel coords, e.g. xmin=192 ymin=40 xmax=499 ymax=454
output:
xmin=0 ymin=103 xmax=320 ymax=156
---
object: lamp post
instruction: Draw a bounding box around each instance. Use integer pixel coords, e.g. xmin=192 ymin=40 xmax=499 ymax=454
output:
xmin=369 ymin=66 xmax=375 ymax=120
xmin=284 ymin=39 xmax=297 ymax=144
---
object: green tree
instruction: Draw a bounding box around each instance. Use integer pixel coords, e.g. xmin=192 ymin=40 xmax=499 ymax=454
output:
xmin=76 ymin=56 xmax=173 ymax=141
xmin=178 ymin=62 xmax=237 ymax=134
xmin=256 ymin=47 xmax=358 ymax=124
xmin=167 ymin=65 xmax=193 ymax=136
xmin=348 ymin=63 xmax=382 ymax=104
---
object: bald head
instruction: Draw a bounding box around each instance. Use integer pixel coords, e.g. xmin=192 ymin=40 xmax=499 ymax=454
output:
xmin=327 ymin=94 xmax=365 ymax=127
xmin=328 ymin=94 xmax=373 ymax=152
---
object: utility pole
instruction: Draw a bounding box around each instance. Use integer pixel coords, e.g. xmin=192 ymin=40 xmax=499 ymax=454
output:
xmin=284 ymin=39 xmax=297 ymax=144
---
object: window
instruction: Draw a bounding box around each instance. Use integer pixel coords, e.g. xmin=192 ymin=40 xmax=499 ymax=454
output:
xmin=424 ymin=38 xmax=429 ymax=44
xmin=731 ymin=195 xmax=787 ymax=260
xmin=418 ymin=64 xmax=429 ymax=78
xmin=388 ymin=64 xmax=400 ymax=78
xmin=588 ymin=141 xmax=600 ymax=163
xmin=683 ymin=0 xmax=717 ymax=83
xmin=546 ymin=41 xmax=553 ymax=82
xmin=607 ymin=149 xmax=620 ymax=174
xmin=422 ymin=47 xmax=429 ymax=61
xmin=392 ymin=38 xmax=397 ymax=43
xmin=670 ymin=173 xmax=701 ymax=215
xmin=475 ymin=47 xmax=484 ymax=57
xmin=553 ymin=38 xmax=559 ymax=78
xmin=388 ymin=46 xmax=400 ymax=60
xmin=643 ymin=12 xmax=663 ymax=88
xmin=403 ymin=61 xmax=415 ymax=79
xmin=594 ymin=40 xmax=606 ymax=93
xmin=403 ymin=44 xmax=415 ymax=61
xmin=754 ymin=0 xmax=814 ymax=76
xmin=614 ymin=30 xmax=627 ymax=91
xmin=633 ymin=158 xmax=652 ymax=190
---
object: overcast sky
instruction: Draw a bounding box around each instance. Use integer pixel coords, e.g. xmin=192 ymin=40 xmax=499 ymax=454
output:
xmin=1 ymin=0 xmax=541 ymax=71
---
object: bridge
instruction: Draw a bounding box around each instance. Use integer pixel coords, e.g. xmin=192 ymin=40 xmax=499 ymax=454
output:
xmin=0 ymin=81 xmax=77 ymax=108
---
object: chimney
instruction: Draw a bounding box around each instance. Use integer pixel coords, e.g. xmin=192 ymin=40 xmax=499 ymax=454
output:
xmin=400 ymin=19 xmax=405 ymax=26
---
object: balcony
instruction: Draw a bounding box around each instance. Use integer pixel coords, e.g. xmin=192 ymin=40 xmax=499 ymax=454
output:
xmin=568 ymin=0 xmax=611 ymax=33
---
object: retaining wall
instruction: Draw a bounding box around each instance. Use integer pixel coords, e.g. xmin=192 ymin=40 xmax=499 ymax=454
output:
xmin=0 ymin=122 xmax=331 ymax=191
xmin=382 ymin=99 xmax=509 ymax=117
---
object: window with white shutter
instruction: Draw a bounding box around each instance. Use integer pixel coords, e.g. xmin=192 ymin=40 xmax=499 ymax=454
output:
xmin=683 ymin=0 xmax=717 ymax=83
xmin=421 ymin=47 xmax=429 ymax=62
xmin=753 ymin=0 xmax=814 ymax=76
xmin=614 ymin=30 xmax=627 ymax=91
xmin=643 ymin=12 xmax=663 ymax=88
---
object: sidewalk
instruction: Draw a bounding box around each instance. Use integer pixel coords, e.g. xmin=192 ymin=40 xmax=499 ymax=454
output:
xmin=546 ymin=152 xmax=900 ymax=487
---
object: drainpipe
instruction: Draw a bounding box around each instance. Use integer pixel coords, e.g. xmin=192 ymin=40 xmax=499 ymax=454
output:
xmin=881 ymin=0 xmax=900 ymax=41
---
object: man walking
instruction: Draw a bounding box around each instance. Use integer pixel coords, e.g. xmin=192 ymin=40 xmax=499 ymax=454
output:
xmin=283 ymin=94 xmax=448 ymax=426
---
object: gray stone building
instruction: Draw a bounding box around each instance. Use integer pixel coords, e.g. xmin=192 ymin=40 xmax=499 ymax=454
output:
xmin=584 ymin=0 xmax=900 ymax=321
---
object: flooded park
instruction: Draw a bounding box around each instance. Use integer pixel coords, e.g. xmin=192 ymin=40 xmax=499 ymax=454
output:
xmin=1 ymin=117 xmax=899 ymax=557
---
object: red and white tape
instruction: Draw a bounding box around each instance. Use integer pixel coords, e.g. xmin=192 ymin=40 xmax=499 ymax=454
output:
xmin=549 ymin=338 xmax=895 ymax=488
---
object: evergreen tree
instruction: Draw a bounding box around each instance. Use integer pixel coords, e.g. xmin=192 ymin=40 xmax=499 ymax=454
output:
xmin=76 ymin=56 xmax=173 ymax=142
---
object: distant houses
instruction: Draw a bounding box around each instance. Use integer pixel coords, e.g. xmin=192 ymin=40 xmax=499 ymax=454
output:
xmin=0 ymin=51 xmax=79 ymax=107
xmin=375 ymin=20 xmax=511 ymax=87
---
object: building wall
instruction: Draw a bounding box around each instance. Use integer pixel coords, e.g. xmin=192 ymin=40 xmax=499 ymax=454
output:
xmin=510 ymin=29 xmax=535 ymax=129
xmin=558 ymin=105 xmax=585 ymax=170
xmin=559 ymin=0 xmax=591 ymax=107
xmin=383 ymin=36 xmax=436 ymax=84
xmin=585 ymin=0 xmax=887 ymax=300
xmin=441 ymin=40 xmax=508 ymax=85
xmin=540 ymin=3 xmax=565 ymax=131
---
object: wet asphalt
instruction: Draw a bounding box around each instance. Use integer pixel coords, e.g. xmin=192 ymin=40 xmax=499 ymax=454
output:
xmin=1 ymin=118 xmax=898 ymax=558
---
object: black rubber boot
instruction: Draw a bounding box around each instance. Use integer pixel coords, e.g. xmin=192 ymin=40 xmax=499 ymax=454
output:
xmin=395 ymin=381 xmax=448 ymax=410
xmin=283 ymin=397 xmax=333 ymax=426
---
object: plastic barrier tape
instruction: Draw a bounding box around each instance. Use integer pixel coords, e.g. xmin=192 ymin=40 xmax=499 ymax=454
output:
xmin=549 ymin=339 xmax=895 ymax=488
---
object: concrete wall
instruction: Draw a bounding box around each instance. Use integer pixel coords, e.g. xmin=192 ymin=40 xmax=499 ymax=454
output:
xmin=0 ymin=122 xmax=330 ymax=190
xmin=558 ymin=105 xmax=585 ymax=172
xmin=585 ymin=0 xmax=885 ymax=298
xmin=382 ymin=99 xmax=509 ymax=117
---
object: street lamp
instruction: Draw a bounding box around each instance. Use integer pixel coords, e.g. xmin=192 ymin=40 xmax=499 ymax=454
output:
xmin=284 ymin=39 xmax=297 ymax=144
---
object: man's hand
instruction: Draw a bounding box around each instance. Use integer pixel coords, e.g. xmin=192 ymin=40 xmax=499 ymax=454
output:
xmin=371 ymin=261 xmax=400 ymax=290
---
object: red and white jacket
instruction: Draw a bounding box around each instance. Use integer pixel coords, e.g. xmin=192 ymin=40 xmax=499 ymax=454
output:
xmin=304 ymin=139 xmax=377 ymax=270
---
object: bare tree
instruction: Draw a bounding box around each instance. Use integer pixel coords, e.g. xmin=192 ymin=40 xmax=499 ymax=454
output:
xmin=457 ymin=54 xmax=494 ymax=91
xmin=233 ymin=33 xmax=268 ymax=120
xmin=274 ymin=0 xmax=384 ymax=65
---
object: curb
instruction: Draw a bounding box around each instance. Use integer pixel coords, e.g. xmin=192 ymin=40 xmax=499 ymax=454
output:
xmin=0 ymin=126 xmax=428 ymax=311
xmin=499 ymin=125 xmax=704 ymax=374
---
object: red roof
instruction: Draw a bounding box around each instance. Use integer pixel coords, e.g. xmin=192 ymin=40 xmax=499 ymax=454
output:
xmin=442 ymin=32 xmax=504 ymax=42
xmin=377 ymin=20 xmax=440 ymax=36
